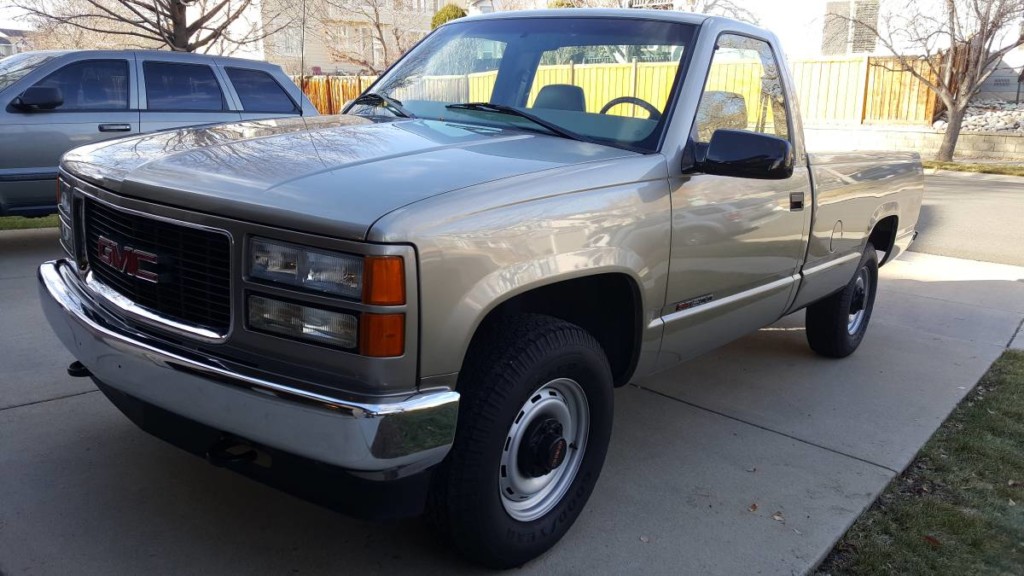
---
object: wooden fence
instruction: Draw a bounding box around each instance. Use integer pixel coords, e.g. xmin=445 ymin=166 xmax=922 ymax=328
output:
xmin=295 ymin=55 xmax=939 ymax=126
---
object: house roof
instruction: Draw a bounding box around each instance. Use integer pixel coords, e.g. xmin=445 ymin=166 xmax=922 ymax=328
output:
xmin=0 ymin=28 xmax=29 ymax=40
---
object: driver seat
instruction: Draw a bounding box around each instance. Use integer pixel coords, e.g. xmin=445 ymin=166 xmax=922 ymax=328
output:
xmin=533 ymin=84 xmax=586 ymax=112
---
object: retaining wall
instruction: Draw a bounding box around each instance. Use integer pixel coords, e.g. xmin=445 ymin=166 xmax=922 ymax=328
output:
xmin=804 ymin=125 xmax=1024 ymax=160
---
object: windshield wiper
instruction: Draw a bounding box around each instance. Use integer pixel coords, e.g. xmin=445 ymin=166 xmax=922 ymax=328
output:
xmin=445 ymin=102 xmax=588 ymax=142
xmin=352 ymin=92 xmax=416 ymax=118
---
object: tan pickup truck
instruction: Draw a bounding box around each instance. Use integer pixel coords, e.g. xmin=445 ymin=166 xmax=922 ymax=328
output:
xmin=39 ymin=9 xmax=922 ymax=568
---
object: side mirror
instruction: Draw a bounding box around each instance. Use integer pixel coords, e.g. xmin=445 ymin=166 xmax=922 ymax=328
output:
xmin=11 ymin=86 xmax=63 ymax=111
xmin=698 ymin=129 xmax=794 ymax=180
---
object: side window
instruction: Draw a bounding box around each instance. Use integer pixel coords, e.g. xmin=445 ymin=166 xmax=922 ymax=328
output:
xmin=694 ymin=35 xmax=790 ymax=143
xmin=31 ymin=60 xmax=129 ymax=111
xmin=144 ymin=62 xmax=225 ymax=111
xmin=225 ymin=68 xmax=297 ymax=113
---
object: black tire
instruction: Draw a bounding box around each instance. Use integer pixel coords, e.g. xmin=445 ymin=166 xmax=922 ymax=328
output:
xmin=806 ymin=243 xmax=879 ymax=358
xmin=429 ymin=314 xmax=614 ymax=568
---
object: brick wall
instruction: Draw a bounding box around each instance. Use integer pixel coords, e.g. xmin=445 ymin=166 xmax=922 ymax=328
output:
xmin=804 ymin=126 xmax=1024 ymax=160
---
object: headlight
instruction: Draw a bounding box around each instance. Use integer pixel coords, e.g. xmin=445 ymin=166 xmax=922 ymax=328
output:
xmin=249 ymin=237 xmax=364 ymax=299
xmin=248 ymin=295 xmax=358 ymax=349
xmin=57 ymin=178 xmax=73 ymax=216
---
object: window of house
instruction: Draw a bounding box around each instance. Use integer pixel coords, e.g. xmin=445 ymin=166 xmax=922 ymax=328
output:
xmin=144 ymin=62 xmax=225 ymax=111
xmin=31 ymin=59 xmax=129 ymax=110
xmin=226 ymin=67 xmax=297 ymax=113
xmin=279 ymin=27 xmax=303 ymax=56
xmin=694 ymin=34 xmax=791 ymax=143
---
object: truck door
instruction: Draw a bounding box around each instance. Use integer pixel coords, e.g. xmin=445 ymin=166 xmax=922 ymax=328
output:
xmin=0 ymin=56 xmax=139 ymax=215
xmin=138 ymin=58 xmax=241 ymax=132
xmin=658 ymin=33 xmax=812 ymax=367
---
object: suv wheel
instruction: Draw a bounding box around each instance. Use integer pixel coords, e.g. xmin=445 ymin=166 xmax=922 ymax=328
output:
xmin=430 ymin=314 xmax=614 ymax=568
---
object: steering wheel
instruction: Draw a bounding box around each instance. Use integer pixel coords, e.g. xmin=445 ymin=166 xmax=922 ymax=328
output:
xmin=599 ymin=96 xmax=661 ymax=121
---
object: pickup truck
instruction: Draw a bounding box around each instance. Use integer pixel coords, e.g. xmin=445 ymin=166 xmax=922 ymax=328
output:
xmin=38 ymin=10 xmax=923 ymax=569
xmin=0 ymin=50 xmax=316 ymax=216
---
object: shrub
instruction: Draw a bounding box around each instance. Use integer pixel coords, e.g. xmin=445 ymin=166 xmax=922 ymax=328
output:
xmin=431 ymin=4 xmax=467 ymax=29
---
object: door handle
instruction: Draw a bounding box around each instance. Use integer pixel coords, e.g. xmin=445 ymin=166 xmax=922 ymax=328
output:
xmin=790 ymin=192 xmax=805 ymax=211
xmin=98 ymin=123 xmax=132 ymax=132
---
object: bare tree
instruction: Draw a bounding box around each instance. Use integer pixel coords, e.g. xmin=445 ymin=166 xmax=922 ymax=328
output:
xmin=15 ymin=0 xmax=291 ymax=53
xmin=677 ymin=0 xmax=760 ymax=24
xmin=20 ymin=0 xmax=156 ymax=51
xmin=839 ymin=0 xmax=1024 ymax=161
xmin=312 ymin=0 xmax=423 ymax=74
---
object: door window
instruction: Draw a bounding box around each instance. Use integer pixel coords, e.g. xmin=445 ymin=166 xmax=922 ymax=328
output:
xmin=225 ymin=67 xmax=297 ymax=113
xmin=30 ymin=59 xmax=129 ymax=110
xmin=144 ymin=62 xmax=225 ymax=111
xmin=694 ymin=34 xmax=790 ymax=143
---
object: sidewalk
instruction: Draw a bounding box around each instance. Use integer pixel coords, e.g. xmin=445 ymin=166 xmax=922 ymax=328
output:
xmin=1 ymin=230 xmax=1022 ymax=575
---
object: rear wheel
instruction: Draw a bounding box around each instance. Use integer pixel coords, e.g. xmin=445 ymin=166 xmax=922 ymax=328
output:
xmin=805 ymin=243 xmax=878 ymax=358
xmin=429 ymin=314 xmax=613 ymax=568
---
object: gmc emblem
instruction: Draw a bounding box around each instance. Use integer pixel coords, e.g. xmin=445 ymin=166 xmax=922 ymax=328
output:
xmin=96 ymin=236 xmax=160 ymax=283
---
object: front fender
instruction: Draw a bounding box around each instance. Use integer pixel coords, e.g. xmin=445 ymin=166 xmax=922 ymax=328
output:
xmin=368 ymin=155 xmax=673 ymax=382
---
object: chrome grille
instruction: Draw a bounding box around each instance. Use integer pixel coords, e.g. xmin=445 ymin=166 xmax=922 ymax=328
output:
xmin=84 ymin=198 xmax=231 ymax=334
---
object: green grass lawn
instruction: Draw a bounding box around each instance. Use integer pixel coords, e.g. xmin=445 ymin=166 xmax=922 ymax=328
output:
xmin=0 ymin=215 xmax=59 ymax=231
xmin=924 ymin=161 xmax=1024 ymax=177
xmin=817 ymin=350 xmax=1024 ymax=575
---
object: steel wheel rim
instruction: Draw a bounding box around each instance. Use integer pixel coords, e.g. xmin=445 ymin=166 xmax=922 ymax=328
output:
xmin=499 ymin=377 xmax=590 ymax=522
xmin=847 ymin=267 xmax=870 ymax=335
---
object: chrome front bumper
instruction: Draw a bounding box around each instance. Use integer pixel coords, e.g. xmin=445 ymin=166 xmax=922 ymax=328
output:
xmin=38 ymin=260 xmax=459 ymax=478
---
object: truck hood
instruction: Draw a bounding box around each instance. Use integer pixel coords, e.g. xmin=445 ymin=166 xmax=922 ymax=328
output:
xmin=63 ymin=115 xmax=637 ymax=240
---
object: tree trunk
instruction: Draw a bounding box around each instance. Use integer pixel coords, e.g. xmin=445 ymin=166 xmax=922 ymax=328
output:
xmin=171 ymin=2 xmax=189 ymax=51
xmin=936 ymin=105 xmax=966 ymax=162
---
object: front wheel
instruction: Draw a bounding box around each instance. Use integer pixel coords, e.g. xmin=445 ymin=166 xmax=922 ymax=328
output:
xmin=805 ymin=243 xmax=879 ymax=358
xmin=429 ymin=314 xmax=613 ymax=568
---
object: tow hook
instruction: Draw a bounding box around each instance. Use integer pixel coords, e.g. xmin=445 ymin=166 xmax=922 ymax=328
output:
xmin=206 ymin=437 xmax=258 ymax=467
xmin=67 ymin=361 xmax=91 ymax=378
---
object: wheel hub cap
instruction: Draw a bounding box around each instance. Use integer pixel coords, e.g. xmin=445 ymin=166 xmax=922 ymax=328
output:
xmin=847 ymin=268 xmax=870 ymax=335
xmin=498 ymin=378 xmax=590 ymax=522
xmin=518 ymin=418 xmax=567 ymax=478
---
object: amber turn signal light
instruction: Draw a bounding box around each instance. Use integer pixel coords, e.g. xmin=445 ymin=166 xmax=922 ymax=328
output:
xmin=363 ymin=256 xmax=405 ymax=305
xmin=360 ymin=313 xmax=405 ymax=357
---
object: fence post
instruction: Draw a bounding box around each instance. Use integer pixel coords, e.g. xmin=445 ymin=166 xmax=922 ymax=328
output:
xmin=324 ymin=75 xmax=332 ymax=114
xmin=858 ymin=56 xmax=870 ymax=125
xmin=569 ymin=61 xmax=575 ymax=85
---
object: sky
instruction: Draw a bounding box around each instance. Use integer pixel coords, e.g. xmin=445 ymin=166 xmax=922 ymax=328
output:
xmin=0 ymin=6 xmax=30 ymax=30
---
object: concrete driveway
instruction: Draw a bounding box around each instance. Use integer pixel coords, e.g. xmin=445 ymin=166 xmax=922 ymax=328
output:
xmin=2 ymin=226 xmax=1023 ymax=575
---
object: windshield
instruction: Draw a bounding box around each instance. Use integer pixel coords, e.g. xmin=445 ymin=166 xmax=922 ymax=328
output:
xmin=0 ymin=52 xmax=57 ymax=94
xmin=347 ymin=17 xmax=695 ymax=153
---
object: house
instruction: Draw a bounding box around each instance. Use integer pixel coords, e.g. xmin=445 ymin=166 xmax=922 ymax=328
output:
xmin=263 ymin=0 xmax=470 ymax=75
xmin=0 ymin=28 xmax=28 ymax=58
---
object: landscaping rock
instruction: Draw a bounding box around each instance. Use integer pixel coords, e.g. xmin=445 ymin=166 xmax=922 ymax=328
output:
xmin=936 ymin=98 xmax=1024 ymax=133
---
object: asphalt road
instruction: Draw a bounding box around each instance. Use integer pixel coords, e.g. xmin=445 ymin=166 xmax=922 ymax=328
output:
xmin=914 ymin=172 xmax=1024 ymax=266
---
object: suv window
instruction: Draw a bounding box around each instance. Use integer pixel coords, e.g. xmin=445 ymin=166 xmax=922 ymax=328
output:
xmin=225 ymin=67 xmax=297 ymax=113
xmin=0 ymin=53 xmax=58 ymax=93
xmin=144 ymin=62 xmax=225 ymax=111
xmin=31 ymin=59 xmax=129 ymax=110
xmin=694 ymin=34 xmax=791 ymax=143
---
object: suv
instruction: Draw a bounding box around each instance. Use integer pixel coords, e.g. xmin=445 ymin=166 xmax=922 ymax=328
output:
xmin=0 ymin=50 xmax=316 ymax=216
